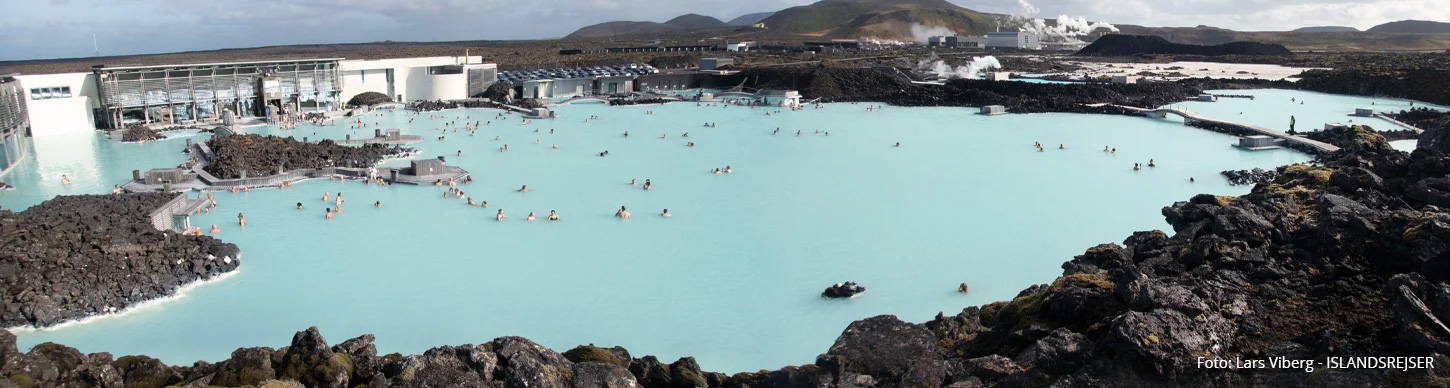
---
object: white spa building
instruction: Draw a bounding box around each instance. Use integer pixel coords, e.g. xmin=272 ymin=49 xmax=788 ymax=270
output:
xmin=10 ymin=56 xmax=498 ymax=137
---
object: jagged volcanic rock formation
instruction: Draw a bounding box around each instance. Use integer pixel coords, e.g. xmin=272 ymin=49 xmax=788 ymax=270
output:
xmin=346 ymin=92 xmax=393 ymax=107
xmin=0 ymin=193 xmax=240 ymax=328
xmin=204 ymin=135 xmax=395 ymax=179
xmin=1220 ymin=168 xmax=1278 ymax=186
xmin=1076 ymin=35 xmax=1294 ymax=56
xmin=716 ymin=65 xmax=1203 ymax=113
xmin=120 ymin=124 xmax=164 ymax=142
xmin=1295 ymin=54 xmax=1450 ymax=106
xmin=6 ymin=121 xmax=1449 ymax=387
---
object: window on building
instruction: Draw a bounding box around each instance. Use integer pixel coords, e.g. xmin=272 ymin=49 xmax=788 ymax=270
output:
xmin=30 ymin=86 xmax=74 ymax=100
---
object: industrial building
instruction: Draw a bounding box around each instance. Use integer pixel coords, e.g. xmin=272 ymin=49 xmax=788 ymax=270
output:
xmin=10 ymin=56 xmax=497 ymax=137
xmin=699 ymin=58 xmax=735 ymax=71
xmin=986 ymin=32 xmax=1041 ymax=50
xmin=0 ymin=71 xmax=29 ymax=174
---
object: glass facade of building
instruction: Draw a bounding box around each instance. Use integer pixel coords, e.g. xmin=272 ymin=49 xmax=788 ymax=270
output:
xmin=93 ymin=58 xmax=342 ymax=129
xmin=0 ymin=73 xmax=30 ymax=175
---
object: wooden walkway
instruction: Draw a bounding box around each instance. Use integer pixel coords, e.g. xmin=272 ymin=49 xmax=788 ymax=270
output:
xmin=1090 ymin=104 xmax=1341 ymax=154
xmin=1372 ymin=113 xmax=1425 ymax=134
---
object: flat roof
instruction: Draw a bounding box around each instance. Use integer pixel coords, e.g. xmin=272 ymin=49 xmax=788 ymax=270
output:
xmin=93 ymin=58 xmax=345 ymax=71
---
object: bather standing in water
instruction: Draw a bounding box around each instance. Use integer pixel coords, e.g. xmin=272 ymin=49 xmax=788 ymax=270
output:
xmin=325 ymin=208 xmax=333 ymax=219
xmin=297 ymin=202 xmax=303 ymax=210
xmin=518 ymin=185 xmax=529 ymax=193
xmin=375 ymin=201 xmax=381 ymax=208
xmin=661 ymin=209 xmax=671 ymax=217
xmin=615 ymin=206 xmax=630 ymax=219
xmin=643 ymin=179 xmax=652 ymax=190
xmin=527 ymin=212 xmax=537 ymax=222
xmin=496 ymin=209 xmax=506 ymax=221
xmin=323 ymin=192 xmax=330 ymax=202
xmin=548 ymin=210 xmax=559 ymax=221
xmin=238 ymin=213 xmax=246 ymax=226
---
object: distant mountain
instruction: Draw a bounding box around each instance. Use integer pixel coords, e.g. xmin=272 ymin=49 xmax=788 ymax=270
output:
xmin=1292 ymin=26 xmax=1358 ymax=33
xmin=664 ymin=14 xmax=729 ymax=30
xmin=759 ymin=0 xmax=999 ymax=39
xmin=1367 ymin=20 xmax=1450 ymax=34
xmin=727 ymin=12 xmax=776 ymax=26
xmin=1077 ymin=34 xmax=1291 ymax=56
xmin=566 ymin=13 xmax=728 ymax=39
xmin=566 ymin=21 xmax=687 ymax=39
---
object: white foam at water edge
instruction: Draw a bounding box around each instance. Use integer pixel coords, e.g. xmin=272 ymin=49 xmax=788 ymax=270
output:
xmin=6 ymin=258 xmax=242 ymax=333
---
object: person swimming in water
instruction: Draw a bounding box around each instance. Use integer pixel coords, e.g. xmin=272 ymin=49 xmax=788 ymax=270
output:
xmin=1133 ymin=163 xmax=1141 ymax=171
xmin=527 ymin=212 xmax=537 ymax=222
xmin=238 ymin=213 xmax=246 ymax=226
xmin=548 ymin=210 xmax=559 ymax=221
xmin=322 ymin=192 xmax=330 ymax=202
xmin=725 ymin=166 xmax=732 ymax=173
xmin=643 ymin=179 xmax=652 ymax=190
xmin=61 ymin=174 xmax=71 ymax=184
xmin=1059 ymin=144 xmax=1065 ymax=149
xmin=894 ymin=142 xmax=901 ymax=147
xmin=210 ymin=224 xmax=221 ymax=234
xmin=518 ymin=185 xmax=529 ymax=193
xmin=616 ymin=206 xmax=631 ymax=219
xmin=325 ymin=208 xmax=333 ymax=219
xmin=661 ymin=209 xmax=671 ymax=217
xmin=297 ymin=202 xmax=303 ymax=210
xmin=630 ymin=179 xmax=637 ymax=186
xmin=496 ymin=209 xmax=505 ymax=221
xmin=1148 ymin=159 xmax=1156 ymax=167
xmin=375 ymin=201 xmax=381 ymax=208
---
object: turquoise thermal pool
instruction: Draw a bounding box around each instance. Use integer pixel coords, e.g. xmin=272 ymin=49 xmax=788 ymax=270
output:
xmin=3 ymin=98 xmax=1319 ymax=372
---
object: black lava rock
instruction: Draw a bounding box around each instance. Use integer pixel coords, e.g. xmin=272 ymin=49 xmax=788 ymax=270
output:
xmin=823 ymin=281 xmax=867 ymax=298
xmin=0 ymin=193 xmax=240 ymax=328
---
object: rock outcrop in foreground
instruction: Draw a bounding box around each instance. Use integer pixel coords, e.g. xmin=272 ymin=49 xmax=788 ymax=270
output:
xmin=0 ymin=193 xmax=240 ymax=328
xmin=6 ymin=124 xmax=1450 ymax=387
xmin=205 ymin=135 xmax=397 ymax=179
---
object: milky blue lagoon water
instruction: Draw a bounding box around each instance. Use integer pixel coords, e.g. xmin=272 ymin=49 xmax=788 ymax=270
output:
xmin=1 ymin=96 xmax=1322 ymax=372
xmin=1161 ymin=89 xmax=1447 ymax=133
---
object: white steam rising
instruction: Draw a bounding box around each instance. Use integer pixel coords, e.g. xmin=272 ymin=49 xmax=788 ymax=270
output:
xmin=910 ymin=24 xmax=957 ymax=44
xmin=917 ymin=54 xmax=1002 ymax=80
xmin=1011 ymin=0 xmax=1119 ymax=43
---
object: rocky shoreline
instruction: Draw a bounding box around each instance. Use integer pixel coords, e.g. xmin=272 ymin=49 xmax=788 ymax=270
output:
xmin=0 ymin=193 xmax=241 ymax=328
xmin=714 ymin=65 xmax=1205 ymax=114
xmin=4 ymin=108 xmax=1448 ymax=387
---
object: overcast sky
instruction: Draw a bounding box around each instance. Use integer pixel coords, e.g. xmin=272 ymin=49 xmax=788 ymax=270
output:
xmin=1 ymin=0 xmax=1445 ymax=61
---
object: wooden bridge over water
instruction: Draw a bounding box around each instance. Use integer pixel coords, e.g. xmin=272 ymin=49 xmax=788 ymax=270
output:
xmin=1089 ymin=104 xmax=1341 ymax=154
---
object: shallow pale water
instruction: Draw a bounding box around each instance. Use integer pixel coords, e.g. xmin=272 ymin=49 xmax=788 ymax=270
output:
xmin=1160 ymin=89 xmax=1446 ymax=133
xmin=5 ymin=99 xmax=1312 ymax=372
